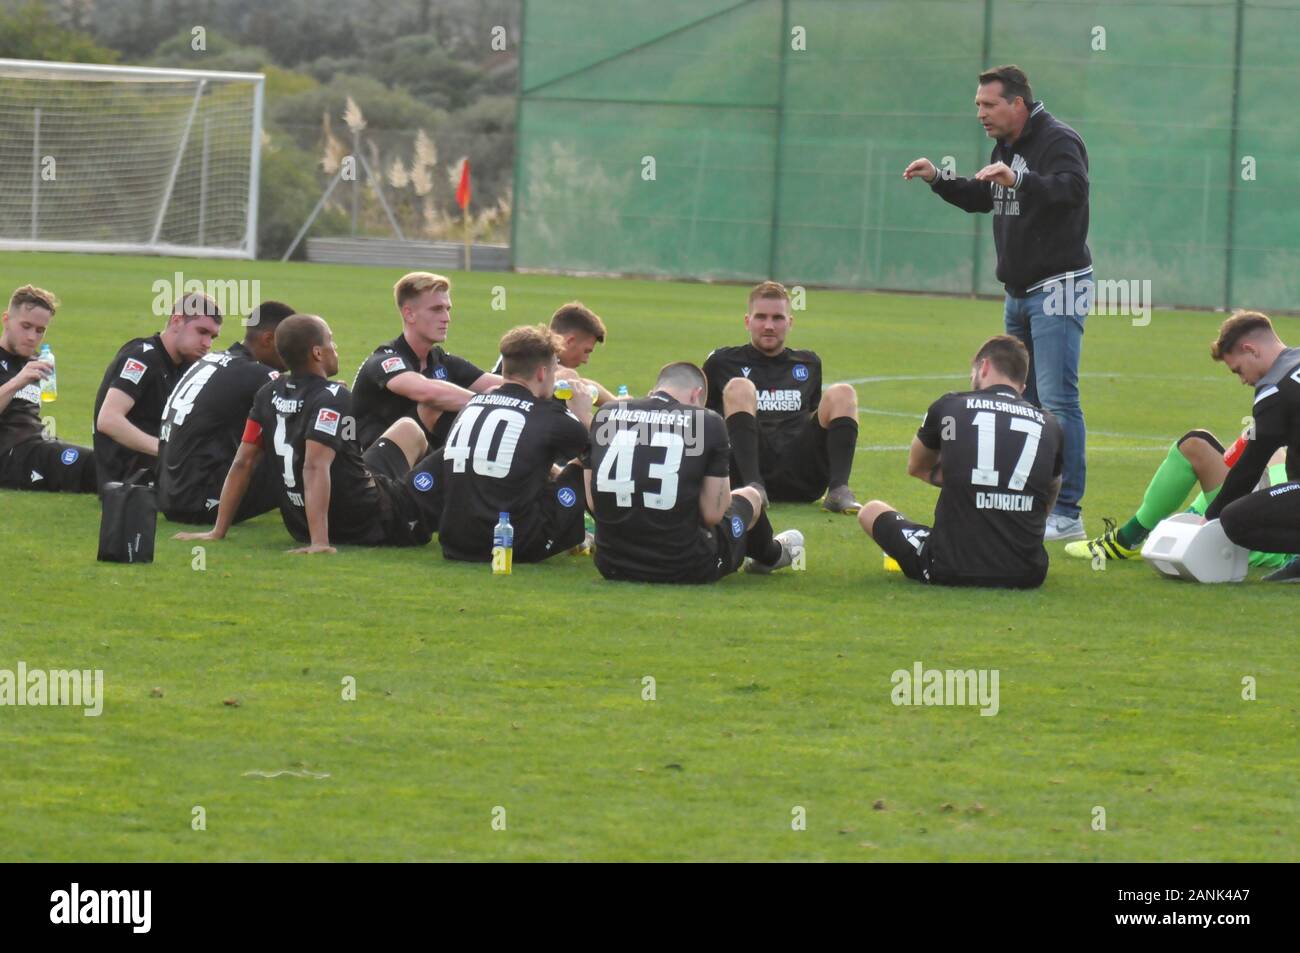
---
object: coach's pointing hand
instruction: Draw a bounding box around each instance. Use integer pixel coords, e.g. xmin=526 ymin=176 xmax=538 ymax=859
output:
xmin=902 ymin=158 xmax=938 ymax=183
xmin=974 ymin=162 xmax=1016 ymax=187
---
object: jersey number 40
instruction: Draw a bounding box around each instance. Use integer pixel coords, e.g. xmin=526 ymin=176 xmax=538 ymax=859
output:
xmin=445 ymin=406 xmax=526 ymax=477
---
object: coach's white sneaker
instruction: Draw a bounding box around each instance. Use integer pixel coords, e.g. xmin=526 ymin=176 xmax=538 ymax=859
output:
xmin=1044 ymin=513 xmax=1086 ymax=542
xmin=745 ymin=529 xmax=804 ymax=574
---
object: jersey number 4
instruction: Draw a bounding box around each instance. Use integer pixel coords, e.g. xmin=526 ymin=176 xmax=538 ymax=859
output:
xmin=969 ymin=411 xmax=1042 ymax=491
xmin=445 ymin=406 xmax=526 ymax=477
xmin=160 ymin=363 xmax=219 ymax=439
xmin=596 ymin=429 xmax=683 ymax=509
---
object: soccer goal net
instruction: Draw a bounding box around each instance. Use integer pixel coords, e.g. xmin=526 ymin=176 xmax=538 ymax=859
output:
xmin=0 ymin=58 xmax=263 ymax=259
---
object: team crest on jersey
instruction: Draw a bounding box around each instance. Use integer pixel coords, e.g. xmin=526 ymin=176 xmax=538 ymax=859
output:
xmin=120 ymin=358 xmax=147 ymax=384
xmin=557 ymin=486 xmax=578 ymax=508
xmin=314 ymin=408 xmax=341 ymax=435
xmin=434 ymin=366 xmax=448 ymax=380
xmin=382 ymin=356 xmax=406 ymax=374
xmin=792 ymin=364 xmax=809 ymax=382
xmin=413 ymin=471 xmax=435 ymax=492
xmin=730 ymin=515 xmax=744 ymax=538
xmin=60 ymin=448 xmax=79 ymax=465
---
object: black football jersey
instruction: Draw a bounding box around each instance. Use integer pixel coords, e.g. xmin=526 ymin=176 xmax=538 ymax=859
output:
xmin=157 ymin=342 xmax=279 ymax=514
xmin=351 ymin=333 xmax=486 ymax=449
xmin=92 ymin=333 xmax=187 ymax=485
xmin=1204 ymin=347 xmax=1300 ymax=520
xmin=917 ymin=384 xmax=1064 ymax=583
xmin=587 ymin=391 xmax=731 ymax=582
xmin=246 ymin=374 xmax=382 ymax=545
xmin=703 ymin=344 xmax=822 ymax=445
xmin=0 ymin=345 xmax=46 ymax=455
xmin=438 ymin=382 xmax=589 ymax=560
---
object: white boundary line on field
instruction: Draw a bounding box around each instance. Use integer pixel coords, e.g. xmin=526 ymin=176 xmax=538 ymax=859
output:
xmin=836 ymin=372 xmax=1186 ymax=447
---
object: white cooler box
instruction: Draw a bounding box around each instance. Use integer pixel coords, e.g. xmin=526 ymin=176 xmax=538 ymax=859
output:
xmin=1141 ymin=513 xmax=1249 ymax=583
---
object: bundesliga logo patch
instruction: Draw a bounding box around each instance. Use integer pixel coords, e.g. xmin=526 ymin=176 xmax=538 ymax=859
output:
xmin=314 ymin=408 xmax=341 ymax=436
xmin=120 ymin=358 xmax=147 ymax=385
xmin=413 ymin=471 xmax=435 ymax=492
xmin=381 ymin=356 xmax=406 ymax=374
xmin=60 ymin=448 xmax=79 ymax=465
xmin=557 ymin=486 xmax=577 ymax=508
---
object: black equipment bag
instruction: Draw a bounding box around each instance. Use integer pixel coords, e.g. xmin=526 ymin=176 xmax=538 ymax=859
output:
xmin=97 ymin=470 xmax=158 ymax=564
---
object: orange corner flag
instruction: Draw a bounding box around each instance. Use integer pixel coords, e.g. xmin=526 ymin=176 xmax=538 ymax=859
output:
xmin=456 ymin=159 xmax=472 ymax=211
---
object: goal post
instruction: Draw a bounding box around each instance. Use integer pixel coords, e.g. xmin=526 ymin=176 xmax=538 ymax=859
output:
xmin=0 ymin=58 xmax=263 ymax=259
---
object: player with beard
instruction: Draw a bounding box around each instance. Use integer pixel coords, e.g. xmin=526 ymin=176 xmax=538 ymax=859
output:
xmin=703 ymin=281 xmax=861 ymax=514
xmin=858 ymin=335 xmax=1064 ymax=588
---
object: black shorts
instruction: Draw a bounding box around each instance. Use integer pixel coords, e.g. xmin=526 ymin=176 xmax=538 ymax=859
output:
xmin=164 ymin=457 xmax=280 ymax=525
xmin=871 ymin=509 xmax=1045 ymax=589
xmin=0 ymin=439 xmax=97 ymax=493
xmin=1219 ymin=481 xmax=1300 ymax=554
xmin=514 ymin=461 xmax=587 ymax=563
xmin=362 ymin=438 xmax=431 ymax=547
xmin=702 ymin=495 xmax=757 ymax=582
xmin=596 ymin=494 xmax=756 ymax=584
xmin=756 ymin=413 xmax=829 ymax=502
xmin=871 ymin=510 xmax=936 ymax=583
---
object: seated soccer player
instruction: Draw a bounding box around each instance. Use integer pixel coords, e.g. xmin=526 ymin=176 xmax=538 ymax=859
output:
xmin=157 ymin=301 xmax=295 ymax=524
xmin=351 ymin=271 xmax=501 ymax=451
xmin=703 ymin=280 xmax=861 ymax=514
xmin=437 ymin=324 xmax=594 ymax=563
xmin=491 ymin=301 xmax=616 ymax=405
xmin=858 ymin=335 xmax=1064 ymax=589
xmin=93 ymin=292 xmax=222 ymax=489
xmin=0 ymin=284 xmax=97 ymax=493
xmin=1063 ymin=429 xmax=1290 ymax=570
xmin=585 ymin=361 xmax=803 ymax=584
xmin=1196 ymin=312 xmax=1300 ymax=581
xmin=175 ymin=314 xmax=441 ymax=553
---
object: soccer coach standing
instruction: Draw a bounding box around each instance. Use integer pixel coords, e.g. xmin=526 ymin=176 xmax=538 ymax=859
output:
xmin=904 ymin=65 xmax=1092 ymax=542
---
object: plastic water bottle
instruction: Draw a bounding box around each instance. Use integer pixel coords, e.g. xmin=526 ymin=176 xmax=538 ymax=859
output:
xmin=38 ymin=343 xmax=56 ymax=402
xmin=616 ymin=384 xmax=629 ymax=399
xmin=492 ymin=512 xmax=513 ymax=575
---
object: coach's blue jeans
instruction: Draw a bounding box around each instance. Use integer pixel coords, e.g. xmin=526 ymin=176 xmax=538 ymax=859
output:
xmin=1003 ymin=282 xmax=1089 ymax=519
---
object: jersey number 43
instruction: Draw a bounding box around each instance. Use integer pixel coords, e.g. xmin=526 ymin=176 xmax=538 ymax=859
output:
xmin=595 ymin=429 xmax=684 ymax=509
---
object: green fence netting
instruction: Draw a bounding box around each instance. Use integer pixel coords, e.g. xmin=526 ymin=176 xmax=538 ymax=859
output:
xmin=513 ymin=0 xmax=1300 ymax=311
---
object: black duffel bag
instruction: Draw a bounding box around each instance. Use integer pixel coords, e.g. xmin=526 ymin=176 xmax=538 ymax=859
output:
xmin=98 ymin=470 xmax=158 ymax=564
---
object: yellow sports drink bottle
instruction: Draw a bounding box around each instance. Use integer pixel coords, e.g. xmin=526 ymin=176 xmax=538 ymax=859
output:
xmin=492 ymin=512 xmax=513 ymax=575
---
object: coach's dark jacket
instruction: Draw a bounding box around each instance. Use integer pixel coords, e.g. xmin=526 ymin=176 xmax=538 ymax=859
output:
xmin=931 ymin=101 xmax=1091 ymax=297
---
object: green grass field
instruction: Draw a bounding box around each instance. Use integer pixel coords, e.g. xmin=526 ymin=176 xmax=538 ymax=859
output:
xmin=1 ymin=252 xmax=1295 ymax=861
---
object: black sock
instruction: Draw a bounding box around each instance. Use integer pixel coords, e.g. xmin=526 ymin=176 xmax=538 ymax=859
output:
xmin=825 ymin=417 xmax=858 ymax=490
xmin=745 ymin=510 xmax=782 ymax=565
xmin=727 ymin=412 xmax=764 ymax=488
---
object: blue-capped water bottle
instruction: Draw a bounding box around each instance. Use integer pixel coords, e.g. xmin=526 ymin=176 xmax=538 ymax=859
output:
xmin=38 ymin=343 xmax=56 ymax=402
xmin=492 ymin=512 xmax=513 ymax=575
xmin=616 ymin=384 xmax=629 ymax=399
